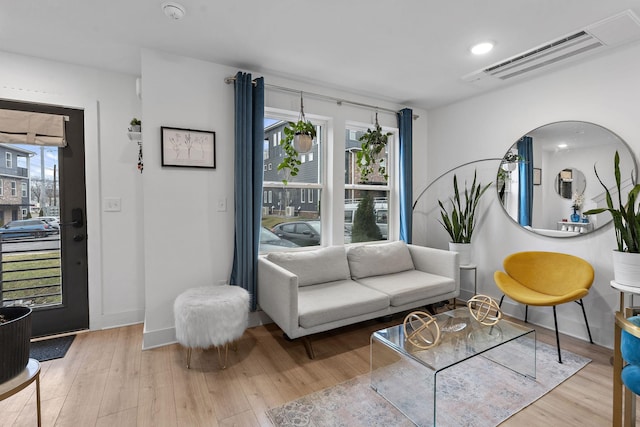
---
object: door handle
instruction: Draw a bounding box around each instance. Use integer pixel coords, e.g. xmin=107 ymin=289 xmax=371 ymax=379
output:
xmin=60 ymin=208 xmax=84 ymax=228
xmin=73 ymin=234 xmax=85 ymax=242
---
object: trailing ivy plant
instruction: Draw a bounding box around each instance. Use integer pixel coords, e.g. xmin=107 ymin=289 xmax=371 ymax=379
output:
xmin=357 ymin=115 xmax=392 ymax=183
xmin=277 ymin=119 xmax=316 ymax=185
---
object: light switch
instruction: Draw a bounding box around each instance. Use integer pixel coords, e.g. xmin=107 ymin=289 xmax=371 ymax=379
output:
xmin=104 ymin=197 xmax=121 ymax=212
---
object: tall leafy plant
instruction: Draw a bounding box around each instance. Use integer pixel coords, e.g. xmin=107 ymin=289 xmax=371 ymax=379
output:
xmin=438 ymin=171 xmax=491 ymax=243
xmin=583 ymin=151 xmax=640 ymax=253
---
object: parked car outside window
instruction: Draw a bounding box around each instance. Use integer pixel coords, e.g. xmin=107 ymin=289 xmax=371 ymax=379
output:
xmin=0 ymin=219 xmax=57 ymax=240
xmin=260 ymin=227 xmax=299 ymax=252
xmin=271 ymin=220 xmax=321 ymax=246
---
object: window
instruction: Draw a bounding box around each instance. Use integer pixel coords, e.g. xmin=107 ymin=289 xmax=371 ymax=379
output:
xmin=5 ymin=152 xmax=12 ymax=168
xmin=263 ymin=139 xmax=269 ymax=160
xmin=261 ymin=113 xmax=324 ymax=252
xmin=268 ymin=163 xmax=272 ymax=171
xmin=21 ymin=208 xmax=27 ymax=218
xmin=10 ymin=181 xmax=16 ymax=196
xmin=0 ymin=179 xmax=3 ymax=196
xmin=344 ymin=124 xmax=397 ymax=244
xmin=21 ymin=182 xmax=27 ymax=197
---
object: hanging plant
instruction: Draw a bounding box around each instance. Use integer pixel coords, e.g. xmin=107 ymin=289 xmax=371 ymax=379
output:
xmin=277 ymin=93 xmax=317 ymax=185
xmin=357 ymin=113 xmax=392 ymax=183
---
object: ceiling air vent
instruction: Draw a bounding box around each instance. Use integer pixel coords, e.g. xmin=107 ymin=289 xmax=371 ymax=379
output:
xmin=463 ymin=10 xmax=640 ymax=86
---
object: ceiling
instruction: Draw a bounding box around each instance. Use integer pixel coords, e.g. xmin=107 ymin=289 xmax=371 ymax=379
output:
xmin=2 ymin=1 xmax=639 ymax=110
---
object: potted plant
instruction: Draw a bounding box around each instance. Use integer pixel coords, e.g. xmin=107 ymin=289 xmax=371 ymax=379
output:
xmin=357 ymin=116 xmax=392 ymax=183
xmin=583 ymin=151 xmax=640 ymax=287
xmin=438 ymin=171 xmax=491 ymax=265
xmin=500 ymin=150 xmax=523 ymax=172
xmin=277 ymin=119 xmax=317 ymax=185
xmin=129 ymin=118 xmax=141 ymax=132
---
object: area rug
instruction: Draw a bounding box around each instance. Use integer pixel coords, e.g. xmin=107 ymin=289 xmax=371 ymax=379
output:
xmin=267 ymin=341 xmax=590 ymax=427
xmin=29 ymin=335 xmax=75 ymax=362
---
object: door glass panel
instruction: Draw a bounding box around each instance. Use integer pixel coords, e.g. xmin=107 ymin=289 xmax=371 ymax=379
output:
xmin=1 ymin=146 xmax=61 ymax=308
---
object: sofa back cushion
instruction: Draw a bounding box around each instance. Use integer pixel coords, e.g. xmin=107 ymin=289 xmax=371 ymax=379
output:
xmin=347 ymin=241 xmax=415 ymax=279
xmin=266 ymin=246 xmax=351 ymax=287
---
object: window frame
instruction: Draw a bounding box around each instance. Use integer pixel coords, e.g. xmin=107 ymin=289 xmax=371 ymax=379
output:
xmin=5 ymin=152 xmax=12 ymax=168
xmin=344 ymin=121 xmax=399 ymax=244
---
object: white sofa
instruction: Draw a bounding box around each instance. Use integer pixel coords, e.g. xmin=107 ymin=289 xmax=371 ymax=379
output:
xmin=257 ymin=240 xmax=459 ymax=357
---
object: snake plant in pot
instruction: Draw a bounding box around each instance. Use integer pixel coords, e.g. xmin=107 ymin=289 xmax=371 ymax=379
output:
xmin=583 ymin=151 xmax=640 ymax=287
xmin=438 ymin=171 xmax=491 ymax=265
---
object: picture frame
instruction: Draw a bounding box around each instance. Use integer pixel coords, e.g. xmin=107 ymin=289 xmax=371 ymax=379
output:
xmin=161 ymin=126 xmax=216 ymax=168
xmin=533 ymin=167 xmax=542 ymax=185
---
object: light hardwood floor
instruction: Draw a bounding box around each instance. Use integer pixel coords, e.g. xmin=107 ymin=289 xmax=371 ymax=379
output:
xmin=0 ymin=309 xmax=628 ymax=426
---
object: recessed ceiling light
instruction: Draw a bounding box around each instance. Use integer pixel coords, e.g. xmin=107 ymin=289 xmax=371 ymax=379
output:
xmin=558 ymin=143 xmax=568 ymax=148
xmin=162 ymin=2 xmax=186 ymax=20
xmin=470 ymin=42 xmax=494 ymax=55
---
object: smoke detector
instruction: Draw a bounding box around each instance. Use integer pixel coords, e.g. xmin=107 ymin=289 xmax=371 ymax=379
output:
xmin=162 ymin=2 xmax=186 ymax=20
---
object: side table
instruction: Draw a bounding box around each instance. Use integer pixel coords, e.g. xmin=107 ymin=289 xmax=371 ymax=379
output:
xmin=611 ymin=280 xmax=640 ymax=427
xmin=0 ymin=358 xmax=41 ymax=427
xmin=461 ymin=263 xmax=478 ymax=295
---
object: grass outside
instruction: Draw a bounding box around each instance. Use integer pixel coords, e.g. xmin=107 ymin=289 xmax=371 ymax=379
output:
xmin=1 ymin=251 xmax=62 ymax=306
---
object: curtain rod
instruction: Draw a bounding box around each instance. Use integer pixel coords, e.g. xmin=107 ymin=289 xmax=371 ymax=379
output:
xmin=224 ymin=76 xmax=419 ymax=120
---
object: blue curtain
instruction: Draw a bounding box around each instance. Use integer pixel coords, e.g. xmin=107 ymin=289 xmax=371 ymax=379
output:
xmin=397 ymin=108 xmax=413 ymax=243
xmin=230 ymin=72 xmax=264 ymax=311
xmin=517 ymin=136 xmax=533 ymax=226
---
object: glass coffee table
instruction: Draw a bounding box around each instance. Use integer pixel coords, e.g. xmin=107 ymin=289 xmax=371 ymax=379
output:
xmin=370 ymin=308 xmax=536 ymax=426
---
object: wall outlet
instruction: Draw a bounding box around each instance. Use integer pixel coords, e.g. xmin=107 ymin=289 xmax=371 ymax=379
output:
xmin=104 ymin=197 xmax=121 ymax=212
xmin=217 ymin=197 xmax=227 ymax=212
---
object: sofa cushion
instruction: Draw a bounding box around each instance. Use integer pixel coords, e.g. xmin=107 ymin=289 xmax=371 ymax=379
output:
xmin=355 ymin=269 xmax=456 ymax=306
xmin=347 ymin=241 xmax=415 ymax=279
xmin=266 ymin=246 xmax=351 ymax=287
xmin=298 ymin=280 xmax=390 ymax=328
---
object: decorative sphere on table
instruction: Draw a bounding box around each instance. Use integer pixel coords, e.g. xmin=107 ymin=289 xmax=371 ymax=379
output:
xmin=467 ymin=294 xmax=503 ymax=326
xmin=403 ymin=311 xmax=441 ymax=349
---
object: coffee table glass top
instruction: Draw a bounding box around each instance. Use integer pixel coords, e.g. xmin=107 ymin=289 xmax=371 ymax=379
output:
xmin=372 ymin=307 xmax=535 ymax=373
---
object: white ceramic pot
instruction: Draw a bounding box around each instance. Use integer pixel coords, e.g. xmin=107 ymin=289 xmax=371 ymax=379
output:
xmin=294 ymin=133 xmax=313 ymax=153
xmin=449 ymin=242 xmax=472 ymax=266
xmin=612 ymin=250 xmax=640 ymax=288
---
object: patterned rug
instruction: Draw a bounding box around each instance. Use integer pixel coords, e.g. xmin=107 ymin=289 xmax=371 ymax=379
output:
xmin=266 ymin=340 xmax=590 ymax=427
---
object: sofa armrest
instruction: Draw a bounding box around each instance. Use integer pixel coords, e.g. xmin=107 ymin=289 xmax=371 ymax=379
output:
xmin=408 ymin=244 xmax=460 ymax=290
xmin=257 ymin=256 xmax=299 ymax=336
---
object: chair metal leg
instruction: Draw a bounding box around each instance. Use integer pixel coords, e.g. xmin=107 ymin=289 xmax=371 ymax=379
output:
xmin=576 ymin=299 xmax=594 ymax=344
xmin=499 ymin=295 xmax=505 ymax=307
xmin=525 ymin=305 xmax=529 ymax=323
xmin=553 ymin=306 xmax=562 ymax=364
xmin=186 ymin=347 xmax=192 ymax=369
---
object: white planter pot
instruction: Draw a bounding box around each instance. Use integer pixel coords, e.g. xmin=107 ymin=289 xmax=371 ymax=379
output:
xmin=612 ymin=250 xmax=640 ymax=288
xmin=294 ymin=134 xmax=313 ymax=153
xmin=449 ymin=242 xmax=472 ymax=266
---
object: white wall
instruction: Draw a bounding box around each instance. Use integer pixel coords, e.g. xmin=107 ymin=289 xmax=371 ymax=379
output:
xmin=423 ymin=43 xmax=640 ymax=348
xmin=0 ymin=50 xmax=145 ymax=330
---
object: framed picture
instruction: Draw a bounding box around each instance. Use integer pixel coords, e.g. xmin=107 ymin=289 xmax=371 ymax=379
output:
xmin=533 ymin=168 xmax=542 ymax=185
xmin=161 ymin=126 xmax=216 ymax=168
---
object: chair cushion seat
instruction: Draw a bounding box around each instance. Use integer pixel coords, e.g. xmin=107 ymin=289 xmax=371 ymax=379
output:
xmin=355 ymin=269 xmax=455 ymax=307
xmin=622 ymin=364 xmax=640 ymax=395
xmin=494 ymin=271 xmax=589 ymax=306
xmin=298 ymin=280 xmax=389 ymax=328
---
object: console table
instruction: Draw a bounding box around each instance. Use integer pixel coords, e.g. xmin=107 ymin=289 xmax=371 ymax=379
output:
xmin=0 ymin=358 xmax=41 ymax=426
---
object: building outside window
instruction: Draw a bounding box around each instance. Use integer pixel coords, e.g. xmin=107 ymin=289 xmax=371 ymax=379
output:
xmin=5 ymin=152 xmax=12 ymax=168
xmin=10 ymin=181 xmax=16 ymax=196
xmin=21 ymin=182 xmax=27 ymax=197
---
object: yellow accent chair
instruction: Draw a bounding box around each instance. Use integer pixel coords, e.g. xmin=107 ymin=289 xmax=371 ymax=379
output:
xmin=494 ymin=251 xmax=594 ymax=363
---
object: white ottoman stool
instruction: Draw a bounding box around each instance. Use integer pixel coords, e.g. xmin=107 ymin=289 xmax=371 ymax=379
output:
xmin=174 ymin=285 xmax=249 ymax=369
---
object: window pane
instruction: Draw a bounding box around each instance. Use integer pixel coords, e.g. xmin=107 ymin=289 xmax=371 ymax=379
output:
xmin=344 ymin=191 xmax=388 ymax=244
xmin=260 ymin=185 xmax=322 ymax=251
xmin=345 ymin=128 xmax=389 ymax=185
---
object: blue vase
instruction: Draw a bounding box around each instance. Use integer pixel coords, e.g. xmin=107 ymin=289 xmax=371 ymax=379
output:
xmin=571 ymin=210 xmax=580 ymax=223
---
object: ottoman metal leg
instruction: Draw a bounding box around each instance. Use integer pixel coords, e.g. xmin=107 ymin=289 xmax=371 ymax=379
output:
xmin=217 ymin=343 xmax=229 ymax=369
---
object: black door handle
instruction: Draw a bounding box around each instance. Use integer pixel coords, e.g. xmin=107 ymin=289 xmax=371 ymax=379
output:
xmin=73 ymin=234 xmax=85 ymax=242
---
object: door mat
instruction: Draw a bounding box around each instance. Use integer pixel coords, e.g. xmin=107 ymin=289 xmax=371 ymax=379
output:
xmin=30 ymin=334 xmax=75 ymax=362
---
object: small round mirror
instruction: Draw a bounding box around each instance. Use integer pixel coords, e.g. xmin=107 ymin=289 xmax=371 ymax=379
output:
xmin=554 ymin=168 xmax=586 ymax=199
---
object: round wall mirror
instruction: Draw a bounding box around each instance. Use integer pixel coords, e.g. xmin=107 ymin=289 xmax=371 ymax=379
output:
xmin=497 ymin=121 xmax=637 ymax=238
